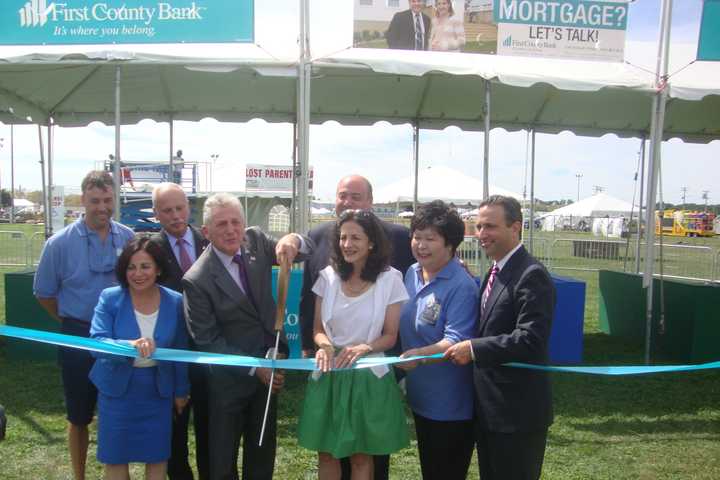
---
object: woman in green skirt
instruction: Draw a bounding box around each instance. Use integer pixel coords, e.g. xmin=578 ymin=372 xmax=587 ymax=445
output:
xmin=298 ymin=209 xmax=410 ymax=480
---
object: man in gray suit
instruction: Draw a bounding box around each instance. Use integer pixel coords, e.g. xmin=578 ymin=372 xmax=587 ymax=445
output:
xmin=182 ymin=193 xmax=312 ymax=480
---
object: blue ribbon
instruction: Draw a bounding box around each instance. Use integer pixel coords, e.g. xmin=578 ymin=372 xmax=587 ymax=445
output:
xmin=1 ymin=325 xmax=719 ymax=375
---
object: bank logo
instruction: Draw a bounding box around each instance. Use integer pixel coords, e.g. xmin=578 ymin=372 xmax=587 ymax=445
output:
xmin=502 ymin=35 xmax=512 ymax=47
xmin=19 ymin=0 xmax=55 ymax=28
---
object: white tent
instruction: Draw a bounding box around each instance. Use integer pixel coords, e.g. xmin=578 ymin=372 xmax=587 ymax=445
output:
xmin=1 ymin=41 xmax=717 ymax=140
xmin=374 ymin=165 xmax=521 ymax=205
xmin=12 ymin=198 xmax=35 ymax=208
xmin=539 ymin=193 xmax=635 ymax=232
xmin=311 ymin=206 xmax=333 ymax=216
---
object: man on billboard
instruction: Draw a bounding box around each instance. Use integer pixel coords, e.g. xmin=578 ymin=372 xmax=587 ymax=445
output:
xmin=386 ymin=0 xmax=432 ymax=50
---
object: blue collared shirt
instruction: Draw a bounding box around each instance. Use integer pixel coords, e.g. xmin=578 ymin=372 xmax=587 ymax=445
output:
xmin=399 ymin=257 xmax=479 ymax=421
xmin=33 ymin=217 xmax=135 ymax=323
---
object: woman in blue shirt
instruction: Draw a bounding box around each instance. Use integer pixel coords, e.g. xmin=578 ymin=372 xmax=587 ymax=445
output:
xmin=398 ymin=200 xmax=479 ymax=480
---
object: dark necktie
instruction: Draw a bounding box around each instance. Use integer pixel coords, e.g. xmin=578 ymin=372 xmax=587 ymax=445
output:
xmin=176 ymin=238 xmax=193 ymax=273
xmin=482 ymin=264 xmax=499 ymax=313
xmin=232 ymin=254 xmax=257 ymax=310
xmin=414 ymin=13 xmax=423 ymax=50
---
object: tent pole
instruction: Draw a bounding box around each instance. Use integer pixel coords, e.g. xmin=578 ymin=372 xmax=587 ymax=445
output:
xmin=113 ymin=65 xmax=122 ymax=222
xmin=635 ymin=136 xmax=646 ymax=274
xmin=37 ymin=125 xmax=50 ymax=239
xmin=169 ymin=116 xmax=174 ymax=180
xmin=528 ymin=128 xmax=536 ymax=254
xmin=483 ymin=79 xmax=490 ymax=200
xmin=295 ymin=0 xmax=311 ymax=234
xmin=412 ymin=121 xmax=419 ymax=212
xmin=10 ymin=124 xmax=15 ymax=224
xmin=47 ymin=118 xmax=54 ymax=236
xmin=642 ymin=0 xmax=673 ymax=365
xmin=291 ymin=121 xmax=298 ymax=232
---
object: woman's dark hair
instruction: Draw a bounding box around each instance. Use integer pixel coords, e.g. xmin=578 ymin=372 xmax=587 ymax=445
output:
xmin=330 ymin=209 xmax=391 ymax=282
xmin=410 ymin=200 xmax=465 ymax=254
xmin=115 ymin=236 xmax=168 ymax=288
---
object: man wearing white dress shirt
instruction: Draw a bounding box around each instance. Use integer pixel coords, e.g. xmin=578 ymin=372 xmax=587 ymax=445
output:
xmin=150 ymin=182 xmax=210 ymax=480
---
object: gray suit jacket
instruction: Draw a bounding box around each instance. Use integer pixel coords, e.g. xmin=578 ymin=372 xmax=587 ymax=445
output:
xmin=182 ymin=227 xmax=312 ymax=396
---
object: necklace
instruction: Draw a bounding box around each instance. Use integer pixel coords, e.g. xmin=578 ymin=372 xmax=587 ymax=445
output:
xmin=343 ymin=279 xmax=370 ymax=296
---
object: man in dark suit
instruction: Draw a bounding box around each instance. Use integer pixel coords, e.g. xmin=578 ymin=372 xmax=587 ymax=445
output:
xmin=298 ymin=174 xmax=414 ymax=480
xmin=445 ymin=195 xmax=555 ymax=480
xmin=182 ymin=193 xmax=311 ymax=480
xmin=386 ymin=0 xmax=432 ymax=50
xmin=150 ymin=182 xmax=209 ymax=480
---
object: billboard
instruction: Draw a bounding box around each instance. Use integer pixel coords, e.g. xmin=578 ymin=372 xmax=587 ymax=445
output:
xmin=353 ymin=0 xmax=628 ymax=62
xmin=0 ymin=0 xmax=254 ymax=45
xmin=698 ymin=0 xmax=720 ymax=61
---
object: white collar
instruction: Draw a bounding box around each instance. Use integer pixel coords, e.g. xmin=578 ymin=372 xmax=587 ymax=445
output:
xmin=494 ymin=243 xmax=523 ymax=272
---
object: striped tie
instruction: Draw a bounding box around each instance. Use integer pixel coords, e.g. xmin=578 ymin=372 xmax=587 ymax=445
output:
xmin=482 ymin=264 xmax=499 ymax=312
xmin=414 ymin=13 xmax=423 ymax=50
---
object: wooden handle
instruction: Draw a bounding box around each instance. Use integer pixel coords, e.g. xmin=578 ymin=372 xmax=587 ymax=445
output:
xmin=274 ymin=262 xmax=290 ymax=332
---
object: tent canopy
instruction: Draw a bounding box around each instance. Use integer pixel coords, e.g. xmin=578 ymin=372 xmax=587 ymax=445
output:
xmin=1 ymin=43 xmax=718 ymax=143
xmin=540 ymin=192 xmax=634 ymax=219
xmin=12 ymin=198 xmax=35 ymax=207
xmin=539 ymin=192 xmax=635 ymax=232
xmin=0 ymin=44 xmax=297 ymax=126
xmin=374 ymin=165 xmax=522 ymax=205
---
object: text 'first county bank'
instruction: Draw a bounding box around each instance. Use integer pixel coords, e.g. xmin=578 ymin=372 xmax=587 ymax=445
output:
xmin=42 ymin=2 xmax=206 ymax=25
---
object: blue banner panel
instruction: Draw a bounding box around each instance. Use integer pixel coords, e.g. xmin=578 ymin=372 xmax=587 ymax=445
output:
xmin=494 ymin=0 xmax=629 ymax=30
xmin=698 ymin=0 xmax=720 ymax=61
xmin=0 ymin=0 xmax=254 ymax=45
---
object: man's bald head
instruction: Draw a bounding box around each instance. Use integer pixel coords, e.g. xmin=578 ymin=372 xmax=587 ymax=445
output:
xmin=152 ymin=182 xmax=190 ymax=239
xmin=335 ymin=175 xmax=373 ymax=215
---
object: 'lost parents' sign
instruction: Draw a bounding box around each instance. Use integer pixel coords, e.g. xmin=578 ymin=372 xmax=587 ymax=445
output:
xmin=0 ymin=0 xmax=254 ymax=45
xmin=494 ymin=0 xmax=629 ymax=62
xmin=245 ymin=164 xmax=314 ymax=193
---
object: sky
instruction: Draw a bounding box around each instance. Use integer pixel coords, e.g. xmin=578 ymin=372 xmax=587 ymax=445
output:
xmin=0 ymin=0 xmax=717 ymax=206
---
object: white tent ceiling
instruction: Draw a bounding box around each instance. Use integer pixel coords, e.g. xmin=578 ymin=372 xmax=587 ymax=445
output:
xmin=374 ymin=165 xmax=522 ymax=205
xmin=0 ymin=43 xmax=718 ymax=143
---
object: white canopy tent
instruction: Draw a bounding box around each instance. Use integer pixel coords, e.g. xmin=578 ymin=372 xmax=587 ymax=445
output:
xmin=0 ymin=0 xmax=717 ymax=362
xmin=374 ymin=166 xmax=522 ymax=206
xmin=539 ymin=192 xmax=635 ymax=232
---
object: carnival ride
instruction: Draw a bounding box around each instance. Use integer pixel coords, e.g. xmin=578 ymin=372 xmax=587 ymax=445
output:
xmin=656 ymin=210 xmax=717 ymax=238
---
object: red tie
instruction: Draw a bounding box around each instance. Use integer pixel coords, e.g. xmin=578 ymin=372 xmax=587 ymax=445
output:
xmin=176 ymin=238 xmax=193 ymax=273
xmin=482 ymin=264 xmax=499 ymax=312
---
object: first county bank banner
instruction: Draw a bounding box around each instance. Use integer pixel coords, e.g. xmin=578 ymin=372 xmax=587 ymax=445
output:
xmin=0 ymin=0 xmax=254 ymax=45
xmin=495 ymin=0 xmax=628 ymax=62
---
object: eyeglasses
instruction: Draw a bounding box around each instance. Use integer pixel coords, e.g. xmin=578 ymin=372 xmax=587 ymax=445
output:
xmin=338 ymin=209 xmax=374 ymax=220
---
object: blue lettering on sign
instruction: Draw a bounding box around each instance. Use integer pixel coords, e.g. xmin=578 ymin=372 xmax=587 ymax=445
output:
xmin=494 ymin=0 xmax=628 ymax=30
xmin=1 ymin=0 xmax=254 ymax=45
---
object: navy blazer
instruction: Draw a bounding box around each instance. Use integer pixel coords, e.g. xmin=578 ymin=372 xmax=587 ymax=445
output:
xmin=89 ymin=285 xmax=190 ymax=399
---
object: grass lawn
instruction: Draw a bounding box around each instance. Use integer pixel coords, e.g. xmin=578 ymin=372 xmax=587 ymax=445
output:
xmin=1 ymin=227 xmax=719 ymax=478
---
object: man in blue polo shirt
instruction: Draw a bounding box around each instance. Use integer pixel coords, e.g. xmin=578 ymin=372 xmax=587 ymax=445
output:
xmin=34 ymin=170 xmax=134 ymax=480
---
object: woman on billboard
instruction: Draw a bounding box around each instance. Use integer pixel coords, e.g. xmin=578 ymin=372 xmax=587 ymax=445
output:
xmin=430 ymin=0 xmax=466 ymax=52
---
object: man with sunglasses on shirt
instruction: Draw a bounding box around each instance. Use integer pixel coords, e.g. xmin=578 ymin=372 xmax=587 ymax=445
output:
xmin=34 ymin=170 xmax=135 ymax=480
xmin=299 ymin=174 xmax=415 ymax=480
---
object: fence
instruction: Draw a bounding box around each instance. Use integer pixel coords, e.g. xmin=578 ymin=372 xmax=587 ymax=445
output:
xmin=0 ymin=231 xmax=31 ymax=267
xmin=549 ymin=238 xmax=716 ymax=282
